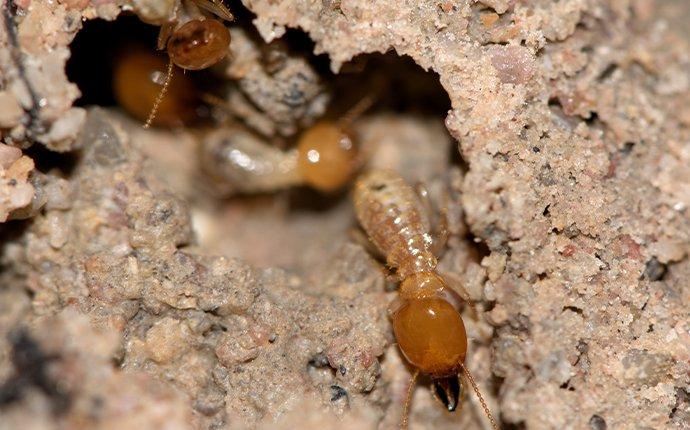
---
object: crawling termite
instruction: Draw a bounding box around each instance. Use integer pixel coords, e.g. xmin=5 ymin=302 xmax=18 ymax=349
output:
xmin=200 ymin=97 xmax=373 ymax=194
xmin=353 ymin=169 xmax=499 ymax=430
xmin=143 ymin=0 xmax=234 ymax=128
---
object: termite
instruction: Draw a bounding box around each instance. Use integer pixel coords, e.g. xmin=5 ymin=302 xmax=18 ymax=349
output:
xmin=113 ymin=46 xmax=198 ymax=127
xmin=200 ymin=97 xmax=373 ymax=194
xmin=352 ymin=169 xmax=499 ymax=430
xmin=143 ymin=0 xmax=234 ymax=128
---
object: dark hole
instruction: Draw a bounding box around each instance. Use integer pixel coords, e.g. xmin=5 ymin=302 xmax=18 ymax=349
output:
xmin=564 ymin=224 xmax=580 ymax=238
xmin=371 ymin=183 xmax=387 ymax=191
xmin=66 ymin=14 xmax=159 ymax=107
xmin=472 ymin=235 xmax=491 ymax=259
xmin=562 ymin=305 xmax=583 ymax=315
xmin=336 ymin=53 xmax=452 ymax=117
xmin=23 ymin=144 xmax=79 ymax=177
xmin=287 ymin=186 xmax=348 ymax=212
xmin=641 ymin=257 xmax=667 ymax=281
xmin=670 ymin=387 xmax=689 ymax=419
xmin=307 ymin=353 xmax=330 ymax=368
xmin=329 ymin=385 xmax=348 ymax=402
xmin=589 ymin=414 xmax=607 ymax=430
xmin=597 ymin=63 xmax=618 ymax=81
xmin=65 ymin=13 xmax=217 ymax=121
xmin=0 ymin=329 xmax=71 ymax=414
xmin=621 ymin=141 xmax=635 ymax=155
xmin=584 ymin=111 xmax=599 ymax=125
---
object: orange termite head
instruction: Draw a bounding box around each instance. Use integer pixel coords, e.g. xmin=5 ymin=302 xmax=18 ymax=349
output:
xmin=391 ymin=272 xmax=468 ymax=411
xmin=295 ymin=96 xmax=375 ymax=192
xmin=167 ymin=18 xmax=231 ymax=70
xmin=296 ymin=121 xmax=360 ymax=192
xmin=144 ymin=17 xmax=231 ymax=128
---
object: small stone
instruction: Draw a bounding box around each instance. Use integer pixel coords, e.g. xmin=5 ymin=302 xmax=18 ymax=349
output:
xmin=0 ymin=144 xmax=22 ymax=169
xmin=481 ymin=12 xmax=499 ymax=27
xmin=131 ymin=0 xmax=176 ymax=24
xmin=489 ymin=45 xmax=536 ymax=85
xmin=0 ymin=91 xmax=24 ymax=128
xmin=7 ymin=156 xmax=34 ymax=182
xmin=144 ymin=317 xmax=191 ymax=364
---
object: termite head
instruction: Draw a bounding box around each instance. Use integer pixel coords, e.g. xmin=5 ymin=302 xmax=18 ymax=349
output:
xmin=296 ymin=121 xmax=359 ymax=192
xmin=145 ymin=12 xmax=232 ymax=128
xmin=114 ymin=46 xmax=198 ymax=127
xmin=390 ymin=272 xmax=467 ymax=410
xmin=167 ymin=18 xmax=231 ymax=70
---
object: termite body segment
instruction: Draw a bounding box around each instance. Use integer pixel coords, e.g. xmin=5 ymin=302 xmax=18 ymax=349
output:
xmin=353 ymin=171 xmax=436 ymax=279
xmin=353 ymin=170 xmax=498 ymax=429
xmin=201 ymin=127 xmax=301 ymax=194
xmin=200 ymin=122 xmax=358 ymax=194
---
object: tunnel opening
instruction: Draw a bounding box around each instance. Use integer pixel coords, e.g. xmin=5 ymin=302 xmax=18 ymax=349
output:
xmin=63 ymin=4 xmax=484 ymax=276
xmin=66 ymin=14 xmax=160 ymax=108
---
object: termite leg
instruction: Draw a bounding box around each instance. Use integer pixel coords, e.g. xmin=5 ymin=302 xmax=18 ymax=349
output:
xmin=348 ymin=225 xmax=404 ymax=285
xmin=438 ymin=270 xmax=479 ymax=320
xmin=348 ymin=227 xmax=386 ymax=262
xmin=431 ymin=207 xmax=449 ymax=257
xmin=414 ymin=181 xmax=449 ymax=257
xmin=431 ymin=184 xmax=453 ymax=258
xmin=386 ymin=270 xmax=404 ymax=284
xmin=157 ymin=22 xmax=174 ymax=50
xmin=414 ymin=182 xmax=434 ymax=225
xmin=192 ymin=0 xmax=235 ymax=21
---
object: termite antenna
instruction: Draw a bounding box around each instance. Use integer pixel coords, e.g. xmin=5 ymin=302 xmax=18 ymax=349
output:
xmin=338 ymin=95 xmax=375 ymax=128
xmin=401 ymin=369 xmax=419 ymax=430
xmin=460 ymin=363 xmax=500 ymax=430
xmin=143 ymin=58 xmax=175 ymax=129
